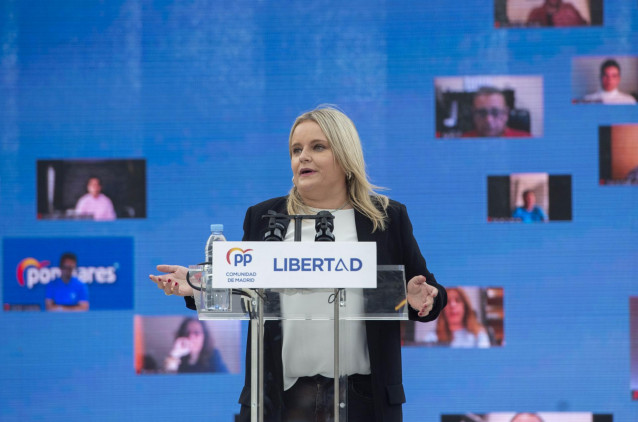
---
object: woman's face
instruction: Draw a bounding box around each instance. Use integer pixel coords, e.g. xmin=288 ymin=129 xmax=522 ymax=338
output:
xmin=290 ymin=120 xmax=347 ymax=208
xmin=444 ymin=289 xmax=466 ymax=327
xmin=184 ymin=320 xmax=205 ymax=353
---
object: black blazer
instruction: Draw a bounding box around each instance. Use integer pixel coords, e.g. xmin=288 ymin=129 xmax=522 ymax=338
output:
xmin=186 ymin=196 xmax=446 ymax=421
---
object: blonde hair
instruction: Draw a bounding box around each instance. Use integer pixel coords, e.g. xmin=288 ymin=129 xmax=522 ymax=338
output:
xmin=286 ymin=105 xmax=389 ymax=232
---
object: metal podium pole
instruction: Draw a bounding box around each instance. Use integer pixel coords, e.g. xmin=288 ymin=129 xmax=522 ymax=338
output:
xmin=258 ymin=211 xmax=338 ymax=421
xmin=258 ymin=289 xmax=264 ymax=422
xmin=333 ymin=288 xmax=341 ymax=422
xmin=250 ymin=289 xmax=264 ymax=422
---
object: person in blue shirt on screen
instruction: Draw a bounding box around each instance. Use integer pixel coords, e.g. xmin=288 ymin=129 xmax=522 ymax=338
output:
xmin=45 ymin=252 xmax=89 ymax=311
xmin=512 ymin=190 xmax=548 ymax=223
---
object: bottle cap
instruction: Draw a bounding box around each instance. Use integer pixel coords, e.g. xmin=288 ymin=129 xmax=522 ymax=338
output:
xmin=211 ymin=224 xmax=224 ymax=232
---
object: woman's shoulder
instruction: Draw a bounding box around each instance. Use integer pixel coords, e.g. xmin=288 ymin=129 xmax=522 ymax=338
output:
xmin=381 ymin=197 xmax=407 ymax=216
xmin=385 ymin=198 xmax=404 ymax=208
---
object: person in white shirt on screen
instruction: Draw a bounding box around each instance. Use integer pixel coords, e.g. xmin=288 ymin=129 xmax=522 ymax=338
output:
xmin=583 ymin=59 xmax=637 ymax=105
xmin=425 ymin=287 xmax=490 ymax=348
xmin=75 ymin=176 xmax=116 ymax=221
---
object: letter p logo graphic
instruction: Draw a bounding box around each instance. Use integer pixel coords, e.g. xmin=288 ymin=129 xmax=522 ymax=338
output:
xmin=227 ymin=248 xmax=254 ymax=266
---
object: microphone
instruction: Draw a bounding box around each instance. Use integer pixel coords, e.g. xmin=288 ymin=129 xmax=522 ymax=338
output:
xmin=263 ymin=210 xmax=288 ymax=241
xmin=314 ymin=210 xmax=335 ymax=242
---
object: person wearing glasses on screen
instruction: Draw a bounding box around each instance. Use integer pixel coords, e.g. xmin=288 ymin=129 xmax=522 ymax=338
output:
xmin=149 ymin=105 xmax=447 ymax=422
xmin=462 ymin=87 xmax=531 ymax=138
xmin=45 ymin=252 xmax=89 ymax=312
xmin=526 ymin=0 xmax=587 ymax=27
xmin=583 ymin=59 xmax=637 ymax=105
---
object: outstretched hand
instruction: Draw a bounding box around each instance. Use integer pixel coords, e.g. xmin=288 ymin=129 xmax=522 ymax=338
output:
xmin=149 ymin=265 xmax=193 ymax=297
xmin=406 ymin=275 xmax=438 ymax=317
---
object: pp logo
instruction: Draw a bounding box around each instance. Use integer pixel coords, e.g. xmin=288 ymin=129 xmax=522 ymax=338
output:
xmin=226 ymin=248 xmax=253 ymax=266
xmin=16 ymin=257 xmax=51 ymax=287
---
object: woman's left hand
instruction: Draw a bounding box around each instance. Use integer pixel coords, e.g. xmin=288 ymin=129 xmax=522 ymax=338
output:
xmin=407 ymin=275 xmax=438 ymax=317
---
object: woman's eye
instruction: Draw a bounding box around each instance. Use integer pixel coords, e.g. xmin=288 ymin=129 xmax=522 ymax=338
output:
xmin=292 ymin=148 xmax=302 ymax=155
xmin=314 ymin=144 xmax=325 ymax=151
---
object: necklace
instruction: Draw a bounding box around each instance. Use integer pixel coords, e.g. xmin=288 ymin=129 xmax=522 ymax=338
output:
xmin=307 ymin=200 xmax=350 ymax=213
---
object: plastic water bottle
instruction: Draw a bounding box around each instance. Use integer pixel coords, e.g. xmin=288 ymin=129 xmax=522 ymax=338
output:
xmin=203 ymin=224 xmax=231 ymax=311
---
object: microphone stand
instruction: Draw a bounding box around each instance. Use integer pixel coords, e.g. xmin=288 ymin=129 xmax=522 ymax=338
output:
xmin=310 ymin=212 xmax=342 ymax=421
xmin=259 ymin=211 xmax=342 ymax=421
xmin=262 ymin=210 xmax=335 ymax=242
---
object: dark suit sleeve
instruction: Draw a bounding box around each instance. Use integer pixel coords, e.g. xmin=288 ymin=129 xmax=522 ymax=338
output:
xmin=396 ymin=202 xmax=447 ymax=322
xmin=184 ymin=296 xmax=197 ymax=310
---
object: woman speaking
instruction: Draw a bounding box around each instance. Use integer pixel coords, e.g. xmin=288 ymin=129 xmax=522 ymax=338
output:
xmin=150 ymin=105 xmax=447 ymax=421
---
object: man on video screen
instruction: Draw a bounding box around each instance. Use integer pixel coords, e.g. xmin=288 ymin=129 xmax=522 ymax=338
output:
xmin=45 ymin=252 xmax=89 ymax=312
xmin=463 ymin=87 xmax=531 ymax=138
xmin=512 ymin=190 xmax=548 ymax=222
xmin=75 ymin=176 xmax=116 ymax=221
xmin=584 ymin=59 xmax=637 ymax=105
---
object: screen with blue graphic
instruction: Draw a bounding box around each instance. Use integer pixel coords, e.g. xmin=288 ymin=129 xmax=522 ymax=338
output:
xmin=0 ymin=1 xmax=636 ymax=421
xmin=3 ymin=237 xmax=134 ymax=311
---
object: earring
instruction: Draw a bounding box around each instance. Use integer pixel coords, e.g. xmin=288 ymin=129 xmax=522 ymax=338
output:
xmin=346 ymin=172 xmax=352 ymax=180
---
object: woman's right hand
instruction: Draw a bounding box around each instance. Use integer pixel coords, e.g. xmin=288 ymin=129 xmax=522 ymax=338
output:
xmin=149 ymin=265 xmax=194 ymax=297
xmin=170 ymin=337 xmax=193 ymax=358
xmin=164 ymin=336 xmax=192 ymax=372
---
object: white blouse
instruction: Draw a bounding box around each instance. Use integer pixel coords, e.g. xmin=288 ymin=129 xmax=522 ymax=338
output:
xmin=280 ymin=208 xmax=371 ymax=391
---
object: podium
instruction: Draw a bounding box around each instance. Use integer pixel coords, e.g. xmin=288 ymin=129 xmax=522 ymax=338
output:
xmin=195 ymin=265 xmax=409 ymax=422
